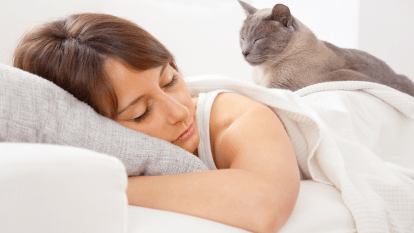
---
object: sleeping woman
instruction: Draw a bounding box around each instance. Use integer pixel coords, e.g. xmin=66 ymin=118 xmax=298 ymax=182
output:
xmin=13 ymin=13 xmax=300 ymax=233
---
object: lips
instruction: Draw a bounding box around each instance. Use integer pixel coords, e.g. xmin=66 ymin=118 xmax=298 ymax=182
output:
xmin=176 ymin=122 xmax=195 ymax=141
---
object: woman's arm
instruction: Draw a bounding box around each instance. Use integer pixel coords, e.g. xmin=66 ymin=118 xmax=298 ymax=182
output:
xmin=127 ymin=169 xmax=280 ymax=233
xmin=127 ymin=93 xmax=300 ymax=233
xmin=214 ymin=101 xmax=301 ymax=231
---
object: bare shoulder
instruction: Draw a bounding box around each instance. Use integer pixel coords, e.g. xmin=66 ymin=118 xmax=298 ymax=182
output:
xmin=211 ymin=92 xmax=265 ymax=123
xmin=209 ymin=92 xmax=269 ymax=168
xmin=209 ymin=91 xmax=299 ymax=229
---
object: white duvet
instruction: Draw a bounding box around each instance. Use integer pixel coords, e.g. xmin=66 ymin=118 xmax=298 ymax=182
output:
xmin=186 ymin=76 xmax=414 ymax=233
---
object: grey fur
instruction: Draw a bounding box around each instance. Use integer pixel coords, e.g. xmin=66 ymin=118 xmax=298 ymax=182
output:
xmin=238 ymin=0 xmax=257 ymax=15
xmin=238 ymin=1 xmax=414 ymax=97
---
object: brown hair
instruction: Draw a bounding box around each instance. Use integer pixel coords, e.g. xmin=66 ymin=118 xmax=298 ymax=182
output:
xmin=13 ymin=13 xmax=178 ymax=119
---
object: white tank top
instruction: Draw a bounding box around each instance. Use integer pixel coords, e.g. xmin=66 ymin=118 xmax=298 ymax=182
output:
xmin=195 ymin=89 xmax=304 ymax=179
xmin=195 ymin=89 xmax=234 ymax=170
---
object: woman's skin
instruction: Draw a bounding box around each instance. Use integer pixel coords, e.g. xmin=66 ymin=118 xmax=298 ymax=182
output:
xmin=106 ymin=59 xmax=301 ymax=233
xmin=107 ymin=59 xmax=200 ymax=156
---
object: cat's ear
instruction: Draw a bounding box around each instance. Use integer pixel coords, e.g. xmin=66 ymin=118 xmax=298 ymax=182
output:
xmin=238 ymin=0 xmax=258 ymax=15
xmin=268 ymin=4 xmax=292 ymax=27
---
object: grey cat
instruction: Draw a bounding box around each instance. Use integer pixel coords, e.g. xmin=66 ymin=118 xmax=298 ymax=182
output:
xmin=238 ymin=0 xmax=414 ymax=97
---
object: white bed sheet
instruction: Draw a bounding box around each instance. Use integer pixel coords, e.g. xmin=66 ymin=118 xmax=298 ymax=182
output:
xmin=186 ymin=76 xmax=414 ymax=233
xmin=127 ymin=181 xmax=356 ymax=233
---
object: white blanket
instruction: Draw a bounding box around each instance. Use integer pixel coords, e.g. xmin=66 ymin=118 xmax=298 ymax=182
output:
xmin=186 ymin=76 xmax=414 ymax=233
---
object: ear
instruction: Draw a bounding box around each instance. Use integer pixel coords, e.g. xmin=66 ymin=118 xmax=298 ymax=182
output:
xmin=238 ymin=0 xmax=258 ymax=15
xmin=268 ymin=4 xmax=292 ymax=27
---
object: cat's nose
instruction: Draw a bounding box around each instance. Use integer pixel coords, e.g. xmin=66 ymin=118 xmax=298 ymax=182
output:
xmin=242 ymin=50 xmax=250 ymax=57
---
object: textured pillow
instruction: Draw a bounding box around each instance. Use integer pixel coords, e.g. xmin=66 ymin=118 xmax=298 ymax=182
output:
xmin=102 ymin=0 xmax=254 ymax=83
xmin=0 ymin=64 xmax=208 ymax=176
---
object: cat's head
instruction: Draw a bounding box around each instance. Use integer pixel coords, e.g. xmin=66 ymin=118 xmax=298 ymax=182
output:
xmin=238 ymin=1 xmax=299 ymax=66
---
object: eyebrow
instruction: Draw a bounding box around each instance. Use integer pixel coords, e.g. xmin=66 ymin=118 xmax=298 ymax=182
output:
xmin=117 ymin=64 xmax=168 ymax=115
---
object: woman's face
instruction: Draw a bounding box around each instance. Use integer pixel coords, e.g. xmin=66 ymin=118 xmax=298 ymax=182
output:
xmin=106 ymin=59 xmax=200 ymax=155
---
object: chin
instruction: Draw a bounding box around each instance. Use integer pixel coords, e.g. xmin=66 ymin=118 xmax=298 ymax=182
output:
xmin=175 ymin=131 xmax=200 ymax=155
xmin=189 ymin=132 xmax=200 ymax=154
xmin=246 ymin=59 xmax=266 ymax=66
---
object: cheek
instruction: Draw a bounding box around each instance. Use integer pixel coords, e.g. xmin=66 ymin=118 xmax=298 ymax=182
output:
xmin=250 ymin=42 xmax=265 ymax=55
xmin=118 ymin=121 xmax=155 ymax=137
xmin=139 ymin=127 xmax=153 ymax=136
xmin=272 ymin=31 xmax=292 ymax=52
xmin=176 ymin=82 xmax=192 ymax=102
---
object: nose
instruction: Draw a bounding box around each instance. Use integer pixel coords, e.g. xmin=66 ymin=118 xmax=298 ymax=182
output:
xmin=242 ymin=50 xmax=250 ymax=57
xmin=159 ymin=94 xmax=190 ymax=126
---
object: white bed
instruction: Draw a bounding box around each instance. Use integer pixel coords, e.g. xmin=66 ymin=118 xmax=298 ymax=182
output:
xmin=127 ymin=180 xmax=356 ymax=233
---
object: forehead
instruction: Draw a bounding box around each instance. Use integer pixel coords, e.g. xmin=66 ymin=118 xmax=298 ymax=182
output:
xmin=253 ymin=8 xmax=272 ymax=21
xmin=105 ymin=59 xmax=168 ymax=99
xmin=242 ymin=9 xmax=280 ymax=35
xmin=106 ymin=59 xmax=158 ymax=83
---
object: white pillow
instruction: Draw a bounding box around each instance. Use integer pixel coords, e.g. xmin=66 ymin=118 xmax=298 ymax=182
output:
xmin=102 ymin=0 xmax=254 ymax=83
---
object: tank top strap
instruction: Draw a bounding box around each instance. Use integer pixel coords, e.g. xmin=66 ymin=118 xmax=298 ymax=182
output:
xmin=196 ymin=89 xmax=235 ymax=170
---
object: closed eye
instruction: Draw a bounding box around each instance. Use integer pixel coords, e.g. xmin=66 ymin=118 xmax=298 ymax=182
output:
xmin=133 ymin=75 xmax=179 ymax=123
xmin=163 ymin=74 xmax=178 ymax=89
xmin=254 ymin=38 xmax=262 ymax=43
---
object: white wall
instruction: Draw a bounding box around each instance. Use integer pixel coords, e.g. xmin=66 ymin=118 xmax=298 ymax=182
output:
xmin=251 ymin=0 xmax=360 ymax=49
xmin=0 ymin=0 xmax=104 ymax=65
xmin=358 ymin=0 xmax=414 ymax=81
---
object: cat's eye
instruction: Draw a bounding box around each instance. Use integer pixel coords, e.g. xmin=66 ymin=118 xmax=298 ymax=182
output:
xmin=254 ymin=38 xmax=262 ymax=43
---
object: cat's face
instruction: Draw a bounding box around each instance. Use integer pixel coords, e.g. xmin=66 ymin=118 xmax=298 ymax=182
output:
xmin=238 ymin=2 xmax=296 ymax=66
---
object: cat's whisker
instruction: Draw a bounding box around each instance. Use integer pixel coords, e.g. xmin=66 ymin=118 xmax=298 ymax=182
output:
xmin=247 ymin=56 xmax=262 ymax=60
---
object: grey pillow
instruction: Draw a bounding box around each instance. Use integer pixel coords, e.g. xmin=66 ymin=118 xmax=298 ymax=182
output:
xmin=0 ymin=64 xmax=208 ymax=176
